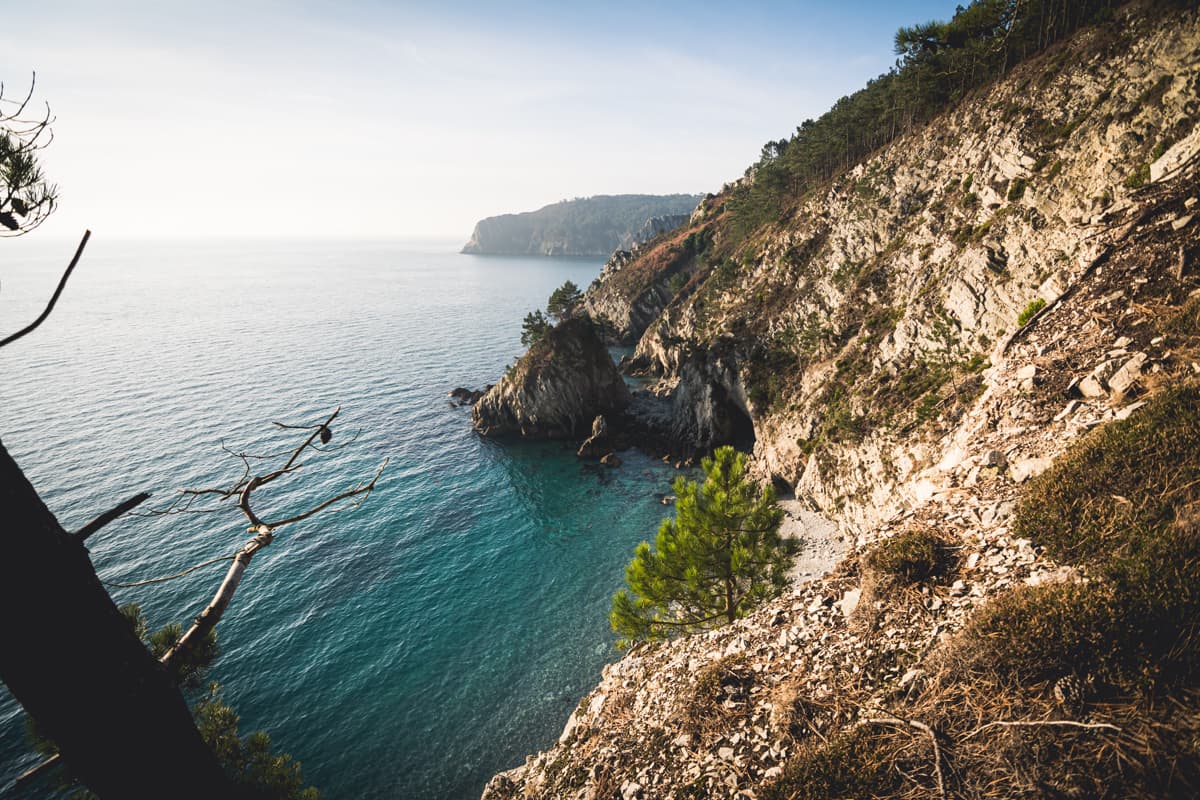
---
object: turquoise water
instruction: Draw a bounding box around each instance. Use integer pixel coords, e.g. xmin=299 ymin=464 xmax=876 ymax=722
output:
xmin=0 ymin=237 xmax=683 ymax=799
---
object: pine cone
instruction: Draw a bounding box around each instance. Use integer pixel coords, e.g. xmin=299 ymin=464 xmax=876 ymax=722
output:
xmin=1053 ymin=674 xmax=1086 ymax=716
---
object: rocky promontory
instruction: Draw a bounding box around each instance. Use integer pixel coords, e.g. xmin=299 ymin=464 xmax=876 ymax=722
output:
xmin=472 ymin=317 xmax=631 ymax=438
xmin=461 ymin=194 xmax=702 ymax=256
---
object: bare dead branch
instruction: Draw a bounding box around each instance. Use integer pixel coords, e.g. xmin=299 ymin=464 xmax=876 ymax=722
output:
xmin=142 ymin=407 xmax=384 ymax=669
xmin=0 ymin=71 xmax=37 ymax=119
xmin=962 ymin=718 xmax=1122 ymax=741
xmin=862 ymin=715 xmax=947 ymax=800
xmin=0 ymin=231 xmax=90 ymax=348
xmin=102 ymin=555 xmax=237 ymax=589
xmin=309 ymin=427 xmax=362 ymax=452
xmin=260 ymin=459 xmax=387 ymax=529
xmin=160 ymin=529 xmax=274 ymax=667
xmin=15 ymin=753 xmax=59 ymax=785
xmin=279 ymin=407 xmax=339 ymax=473
xmin=220 ymin=441 xmax=296 ymax=462
xmin=74 ymin=492 xmax=151 ymax=542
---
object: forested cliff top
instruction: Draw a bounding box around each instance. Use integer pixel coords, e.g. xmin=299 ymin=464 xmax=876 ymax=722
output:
xmin=461 ymin=194 xmax=702 ymax=256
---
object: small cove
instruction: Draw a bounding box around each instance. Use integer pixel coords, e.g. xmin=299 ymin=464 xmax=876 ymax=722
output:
xmin=0 ymin=237 xmax=685 ymax=799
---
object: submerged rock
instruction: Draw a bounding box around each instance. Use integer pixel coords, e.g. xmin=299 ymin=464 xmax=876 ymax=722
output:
xmin=473 ymin=317 xmax=631 ymax=438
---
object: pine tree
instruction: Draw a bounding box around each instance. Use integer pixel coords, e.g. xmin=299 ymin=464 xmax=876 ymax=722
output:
xmin=520 ymin=310 xmax=551 ymax=347
xmin=546 ymin=280 xmax=582 ymax=322
xmin=611 ymin=446 xmax=793 ymax=646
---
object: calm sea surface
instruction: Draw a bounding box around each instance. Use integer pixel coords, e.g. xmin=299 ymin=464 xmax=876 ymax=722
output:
xmin=0 ymin=236 xmax=682 ymax=799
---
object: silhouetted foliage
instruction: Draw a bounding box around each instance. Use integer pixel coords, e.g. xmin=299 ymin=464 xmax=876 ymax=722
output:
xmin=0 ymin=74 xmax=57 ymax=235
xmin=195 ymin=686 xmax=321 ymax=800
xmin=520 ymin=310 xmax=551 ymax=348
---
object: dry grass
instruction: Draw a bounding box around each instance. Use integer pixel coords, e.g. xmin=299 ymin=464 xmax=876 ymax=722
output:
xmin=675 ymin=654 xmax=756 ymax=738
xmin=763 ymin=381 xmax=1200 ymax=798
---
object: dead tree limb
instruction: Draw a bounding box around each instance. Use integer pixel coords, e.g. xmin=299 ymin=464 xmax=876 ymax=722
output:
xmin=20 ymin=409 xmax=385 ymax=787
xmin=102 ymin=554 xmax=235 ymax=589
xmin=74 ymin=491 xmax=151 ymax=542
xmin=962 ymin=718 xmax=1121 ymax=740
xmin=160 ymin=529 xmax=275 ymax=667
xmin=862 ymin=715 xmax=948 ymax=800
xmin=0 ymin=230 xmax=90 ymax=348
xmin=154 ymin=407 xmax=385 ymax=667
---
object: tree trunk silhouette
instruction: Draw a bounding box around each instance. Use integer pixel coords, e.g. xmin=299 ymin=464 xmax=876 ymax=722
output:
xmin=0 ymin=439 xmax=241 ymax=799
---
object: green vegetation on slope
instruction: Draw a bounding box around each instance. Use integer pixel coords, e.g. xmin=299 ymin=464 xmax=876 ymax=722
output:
xmin=726 ymin=0 xmax=1138 ymax=242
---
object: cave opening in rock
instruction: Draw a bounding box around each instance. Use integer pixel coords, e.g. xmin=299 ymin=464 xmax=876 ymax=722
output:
xmin=711 ymin=384 xmax=756 ymax=454
xmin=726 ymin=404 xmax=756 ymax=453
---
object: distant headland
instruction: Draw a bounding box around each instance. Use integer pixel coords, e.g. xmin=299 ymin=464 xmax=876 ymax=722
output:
xmin=461 ymin=193 xmax=702 ymax=256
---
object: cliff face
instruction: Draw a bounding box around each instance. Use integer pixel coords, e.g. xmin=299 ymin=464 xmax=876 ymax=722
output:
xmin=603 ymin=5 xmax=1200 ymax=527
xmin=472 ymin=317 xmax=631 ymax=438
xmin=461 ymin=194 xmax=702 ymax=256
xmin=583 ymin=200 xmax=719 ymax=344
xmin=484 ymin=4 xmax=1200 ymax=798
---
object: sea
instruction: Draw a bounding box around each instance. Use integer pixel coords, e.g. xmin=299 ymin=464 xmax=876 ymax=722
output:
xmin=0 ymin=236 xmax=686 ymax=800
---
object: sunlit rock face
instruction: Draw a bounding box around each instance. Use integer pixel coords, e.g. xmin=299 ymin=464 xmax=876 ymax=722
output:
xmin=473 ymin=317 xmax=630 ymax=439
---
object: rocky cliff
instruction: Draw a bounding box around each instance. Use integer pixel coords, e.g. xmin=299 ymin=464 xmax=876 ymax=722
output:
xmin=473 ymin=317 xmax=631 ymax=438
xmin=484 ymin=3 xmax=1200 ymax=798
xmin=462 ymin=194 xmax=701 ymax=256
xmin=605 ymin=1 xmax=1200 ymax=523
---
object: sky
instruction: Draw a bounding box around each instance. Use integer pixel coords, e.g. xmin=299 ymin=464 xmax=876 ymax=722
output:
xmin=1 ymin=1 xmax=961 ymax=239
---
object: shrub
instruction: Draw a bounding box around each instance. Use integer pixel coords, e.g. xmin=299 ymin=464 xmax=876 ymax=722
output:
xmin=520 ymin=310 xmax=551 ymax=348
xmin=610 ymin=447 xmax=793 ymax=645
xmin=760 ymin=729 xmax=905 ymax=800
xmin=1124 ymin=163 xmax=1151 ymax=189
xmin=1158 ymin=292 xmax=1200 ymax=338
xmin=1013 ymin=383 xmax=1200 ymax=565
xmin=666 ymin=271 xmax=687 ymax=295
xmin=1017 ymin=297 xmax=1046 ymax=326
xmin=1007 ymin=177 xmax=1028 ymax=201
xmin=997 ymin=382 xmax=1200 ymax=686
xmin=546 ymin=280 xmax=583 ymax=321
xmin=866 ymin=528 xmax=956 ymax=584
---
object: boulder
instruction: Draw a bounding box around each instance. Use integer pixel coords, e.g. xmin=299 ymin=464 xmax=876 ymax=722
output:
xmin=473 ymin=317 xmax=631 ymax=438
xmin=448 ymin=387 xmax=485 ymax=406
xmin=577 ymin=415 xmax=612 ymax=457
xmin=982 ymin=450 xmax=1007 ymax=470
xmin=1107 ymin=352 xmax=1148 ymax=397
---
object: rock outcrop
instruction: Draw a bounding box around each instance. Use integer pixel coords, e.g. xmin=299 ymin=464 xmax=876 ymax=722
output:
xmin=473 ymin=317 xmax=631 ymax=438
xmin=595 ymin=3 xmax=1200 ymax=506
xmin=631 ymin=213 xmax=691 ymax=247
xmin=583 ymin=223 xmax=707 ymax=345
xmin=448 ymin=387 xmax=487 ymax=406
xmin=577 ymin=415 xmax=612 ymax=458
xmin=461 ymin=194 xmax=702 ymax=257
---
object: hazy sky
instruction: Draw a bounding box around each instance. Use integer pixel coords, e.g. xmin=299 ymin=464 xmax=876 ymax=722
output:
xmin=2 ymin=1 xmax=959 ymax=239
